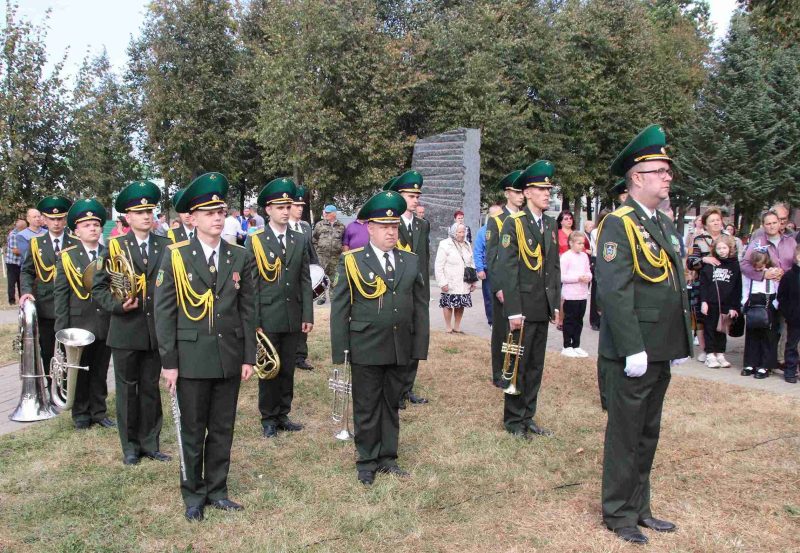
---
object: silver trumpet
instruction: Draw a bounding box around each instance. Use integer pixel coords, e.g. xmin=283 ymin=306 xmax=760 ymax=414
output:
xmin=328 ymin=349 xmax=353 ymax=441
xmin=9 ymin=300 xmax=57 ymax=422
xmin=50 ymin=328 xmax=95 ymax=411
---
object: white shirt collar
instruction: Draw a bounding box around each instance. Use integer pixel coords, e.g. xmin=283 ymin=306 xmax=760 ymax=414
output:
xmin=632 ymin=199 xmax=656 ymax=219
xmin=198 ymin=238 xmax=221 ymax=269
xmin=49 ymin=231 xmax=64 ymax=243
xmin=184 ymin=225 xmax=194 ymax=237
xmin=369 ymin=242 xmax=395 ymax=269
xmin=82 ymin=243 xmax=99 ymax=258
xmin=135 ymin=234 xmax=149 ymax=248
xmin=288 ymin=218 xmax=302 ymax=231
xmin=268 ymin=222 xmax=288 ymax=239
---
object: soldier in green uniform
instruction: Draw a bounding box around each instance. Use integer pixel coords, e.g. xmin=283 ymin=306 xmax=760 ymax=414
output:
xmin=20 ymin=196 xmax=76 ymax=388
xmin=166 ymin=187 xmax=195 ymax=244
xmin=312 ymin=204 xmax=345 ymax=304
xmin=383 ymin=170 xmax=430 ymax=406
xmin=92 ymin=181 xmax=171 ymax=465
xmin=484 ymin=169 xmax=524 ymax=387
xmin=330 ymin=190 xmax=429 ymax=485
xmin=596 ymin=125 xmax=692 ymax=545
xmin=288 ymin=185 xmax=318 ymax=371
xmin=53 ymin=199 xmax=114 ymax=430
xmin=496 ymin=161 xmax=561 ymax=439
xmin=246 ymin=178 xmax=313 ymax=438
xmin=155 ymin=172 xmax=256 ymax=521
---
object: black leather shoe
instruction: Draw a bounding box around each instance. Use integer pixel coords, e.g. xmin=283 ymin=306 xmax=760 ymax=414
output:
xmin=295 ymin=358 xmax=314 ymax=371
xmin=123 ymin=454 xmax=140 ymax=466
xmin=207 ymin=498 xmax=244 ymax=511
xmin=786 ymin=376 xmax=798 ymax=384
xmin=754 ymin=368 xmax=769 ymax=379
xmin=408 ymin=391 xmax=428 ymax=404
xmin=613 ymin=526 xmax=648 ymax=544
xmin=277 ymin=419 xmax=304 ymax=432
xmin=526 ymin=421 xmax=553 ymax=437
xmin=74 ymin=420 xmax=91 ymax=430
xmin=185 ymin=505 xmax=204 ymax=521
xmin=399 ymin=395 xmax=407 ymax=410
xmin=143 ymin=451 xmax=171 ymax=462
xmin=96 ymin=417 xmax=117 ymax=429
xmin=262 ymin=424 xmax=278 ymax=438
xmin=377 ymin=465 xmax=410 ymax=478
xmin=639 ymin=517 xmax=676 ymax=533
xmin=357 ymin=470 xmax=375 ymax=486
xmin=741 ymin=367 xmax=753 ymax=376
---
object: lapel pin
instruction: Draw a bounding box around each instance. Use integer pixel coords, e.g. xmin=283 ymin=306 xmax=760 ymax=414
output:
xmin=269 ymin=252 xmax=275 ymax=259
xmin=227 ymin=250 xmax=231 ymax=256
xmin=226 ymin=259 xmax=230 ymax=264
xmin=528 ymin=239 xmax=532 ymax=245
xmin=369 ymin=272 xmax=374 ymax=279
xmin=192 ymin=250 xmax=197 ymax=256
xmin=188 ymin=273 xmax=193 ymax=282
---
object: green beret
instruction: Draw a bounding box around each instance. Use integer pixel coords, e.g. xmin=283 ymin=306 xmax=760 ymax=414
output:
xmin=115 ymin=181 xmax=161 ymax=213
xmin=499 ymin=170 xmax=524 ymax=192
xmin=385 ymin=170 xmax=423 ymax=194
xmin=293 ymin=185 xmax=307 ymax=205
xmin=257 ymin=177 xmax=297 ymax=207
xmin=37 ymin=196 xmax=72 ymax=218
xmin=176 ymin=172 xmax=229 ymax=213
xmin=67 ymin=198 xmax=107 ymax=231
xmin=172 ymin=187 xmax=188 ymax=213
xmin=609 ymin=124 xmax=672 ymax=177
xmin=610 ymin=178 xmax=628 ymax=196
xmin=514 ymin=160 xmax=554 ymax=189
xmin=357 ymin=190 xmax=408 ymax=223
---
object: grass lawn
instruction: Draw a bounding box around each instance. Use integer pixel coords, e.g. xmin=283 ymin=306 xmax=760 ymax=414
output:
xmin=0 ymin=311 xmax=798 ymax=552
xmin=0 ymin=323 xmax=18 ymax=366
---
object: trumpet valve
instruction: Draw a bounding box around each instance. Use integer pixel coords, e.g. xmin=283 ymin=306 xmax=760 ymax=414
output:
xmin=501 ymin=342 xmax=524 ymax=356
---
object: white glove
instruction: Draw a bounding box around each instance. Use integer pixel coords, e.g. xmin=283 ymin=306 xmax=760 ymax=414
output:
xmin=624 ymin=351 xmax=648 ymax=378
xmin=670 ymin=357 xmax=690 ymax=367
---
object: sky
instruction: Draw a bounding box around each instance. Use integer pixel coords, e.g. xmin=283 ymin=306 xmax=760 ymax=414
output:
xmin=14 ymin=0 xmax=740 ymax=80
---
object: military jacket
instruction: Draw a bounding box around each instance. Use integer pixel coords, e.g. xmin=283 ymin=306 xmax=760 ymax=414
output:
xmin=54 ymin=244 xmax=110 ymax=340
xmin=595 ymin=198 xmax=692 ymax=362
xmin=92 ymin=233 xmax=170 ymax=351
xmin=154 ymin=237 xmax=257 ymax=378
xmin=21 ymin=233 xmax=78 ymax=320
xmin=496 ymin=207 xmax=560 ymax=322
xmin=484 ymin=206 xmax=513 ymax=293
xmin=289 ymin=219 xmax=319 ymax=265
xmin=312 ymin=220 xmax=345 ymax=257
xmin=167 ymin=225 xmax=191 ymax=244
xmin=398 ymin=214 xmax=431 ymax=287
xmin=330 ymin=246 xmax=429 ymax=366
xmin=245 ymin=226 xmax=313 ymax=333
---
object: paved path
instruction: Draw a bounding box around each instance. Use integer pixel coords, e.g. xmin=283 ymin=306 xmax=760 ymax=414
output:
xmin=2 ymin=284 xmax=798 ymax=436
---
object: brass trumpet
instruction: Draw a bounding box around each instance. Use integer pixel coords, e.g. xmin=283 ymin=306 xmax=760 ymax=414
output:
xmin=328 ymin=350 xmax=353 ymax=441
xmin=501 ymin=318 xmax=525 ymax=396
xmin=254 ymin=329 xmax=280 ymax=379
xmin=106 ymin=246 xmax=137 ymax=302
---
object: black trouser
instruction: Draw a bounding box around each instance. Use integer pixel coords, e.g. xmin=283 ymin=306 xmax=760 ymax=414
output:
xmin=490 ymin=294 xmax=507 ymax=384
xmin=72 ymin=339 xmax=112 ymax=425
xmin=6 ymin=263 xmax=20 ymax=303
xmin=177 ymin=376 xmax=240 ymax=508
xmin=784 ymin=324 xmax=800 ymax=380
xmin=503 ymin=320 xmax=548 ymax=432
xmin=296 ymin=331 xmax=308 ymax=361
xmin=743 ymin=296 xmax=777 ymax=368
xmin=562 ymin=299 xmax=587 ymax=348
xmin=38 ymin=317 xmax=56 ymax=385
xmin=601 ymin=355 xmax=671 ymax=530
xmin=113 ymin=348 xmax=163 ymax=457
xmin=352 ymin=362 xmax=406 ymax=472
xmin=589 ymin=256 xmax=600 ymax=328
xmin=702 ymin=305 xmax=727 ymax=353
xmin=481 ymin=275 xmax=493 ymax=325
xmin=597 ymin=360 xmax=607 ymax=411
xmin=258 ymin=330 xmax=301 ymax=426
xmin=402 ymin=359 xmax=419 ymax=397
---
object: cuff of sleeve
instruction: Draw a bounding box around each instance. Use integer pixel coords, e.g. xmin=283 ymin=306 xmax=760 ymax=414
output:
xmin=161 ymin=351 xmax=178 ymax=369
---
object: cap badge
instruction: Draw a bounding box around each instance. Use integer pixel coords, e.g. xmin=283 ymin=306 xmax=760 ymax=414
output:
xmin=386 ymin=192 xmax=393 ymax=197
xmin=414 ymin=184 xmax=419 ymax=189
xmin=544 ymin=177 xmax=550 ymax=183
xmin=282 ymin=193 xmax=288 ymax=198
xmin=212 ymin=194 xmax=219 ymax=201
xmin=140 ymin=198 xmax=147 ymax=205
xmin=387 ymin=209 xmax=393 ymax=216
xmin=209 ymin=174 xmax=217 ymax=180
xmin=87 ymin=211 xmax=93 ymax=217
xmin=660 ymin=147 xmax=667 ymax=155
xmin=54 ymin=208 xmax=59 ymax=214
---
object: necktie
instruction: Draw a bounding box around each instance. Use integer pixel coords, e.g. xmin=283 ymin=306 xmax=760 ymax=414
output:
xmin=208 ymin=251 xmax=217 ymax=288
xmin=383 ymin=252 xmax=394 ymax=282
xmin=277 ymin=234 xmax=286 ymax=257
xmin=407 ymin=222 xmax=413 ymax=235
xmin=140 ymin=242 xmax=148 ymax=265
xmin=189 ymin=230 xmax=194 ymax=240
xmin=53 ymin=238 xmax=60 ymax=254
xmin=294 ymin=223 xmax=301 ymax=233
xmin=89 ymin=250 xmax=97 ymax=262
xmin=536 ymin=218 xmax=543 ymax=233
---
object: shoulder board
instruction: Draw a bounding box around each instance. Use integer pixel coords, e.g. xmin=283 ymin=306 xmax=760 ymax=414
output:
xmin=168 ymin=240 xmax=191 ymax=251
xmin=250 ymin=228 xmax=264 ymax=236
xmin=60 ymin=245 xmax=78 ymax=254
xmin=67 ymin=233 xmax=78 ymax=240
xmin=228 ymin=242 xmax=244 ymax=249
xmin=611 ymin=206 xmax=635 ymax=218
xmin=510 ymin=211 xmax=526 ymax=219
xmin=397 ymin=248 xmax=417 ymax=256
xmin=344 ymin=247 xmax=364 ymax=255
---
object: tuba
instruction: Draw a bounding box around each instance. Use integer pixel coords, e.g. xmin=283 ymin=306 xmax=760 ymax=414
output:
xmin=501 ymin=318 xmax=525 ymax=396
xmin=328 ymin=350 xmax=353 ymax=441
xmin=254 ymin=329 xmax=280 ymax=380
xmin=106 ymin=244 xmax=137 ymax=302
xmin=50 ymin=328 xmax=95 ymax=410
xmin=9 ymin=300 xmax=57 ymax=422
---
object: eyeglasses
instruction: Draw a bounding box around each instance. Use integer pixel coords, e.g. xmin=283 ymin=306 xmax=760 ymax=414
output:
xmin=636 ymin=168 xmax=674 ymax=179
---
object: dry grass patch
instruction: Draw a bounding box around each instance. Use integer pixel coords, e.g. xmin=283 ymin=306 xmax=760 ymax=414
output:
xmin=0 ymin=310 xmax=798 ymax=552
xmin=0 ymin=322 xmax=18 ymax=366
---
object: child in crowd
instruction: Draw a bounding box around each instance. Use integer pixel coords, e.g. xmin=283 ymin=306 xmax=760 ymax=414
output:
xmin=777 ymin=244 xmax=800 ymax=384
xmin=699 ymin=235 xmax=742 ymax=368
xmin=560 ymin=230 xmax=592 ymax=358
xmin=741 ymin=250 xmax=779 ymax=379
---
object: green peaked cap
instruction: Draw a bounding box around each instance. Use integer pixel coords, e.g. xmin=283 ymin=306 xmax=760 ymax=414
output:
xmin=258 ymin=177 xmax=297 ymax=207
xmin=609 ymin=124 xmax=672 ymax=177
xmin=293 ymin=185 xmax=307 ymax=204
xmin=381 ymin=176 xmax=399 ymax=191
xmin=37 ymin=195 xmax=72 ymax=218
xmin=610 ymin=178 xmax=628 ymax=196
xmin=499 ymin=169 xmax=524 ymax=192
xmin=357 ymin=190 xmax=408 ymax=223
xmin=175 ymin=172 xmax=229 ymax=212
xmin=172 ymin=187 xmax=188 ymax=213
xmin=513 ymin=160 xmax=555 ymax=189
xmin=67 ymin=198 xmax=108 ymax=231
xmin=115 ymin=181 xmax=161 ymax=213
xmin=385 ymin=170 xmax=423 ymax=193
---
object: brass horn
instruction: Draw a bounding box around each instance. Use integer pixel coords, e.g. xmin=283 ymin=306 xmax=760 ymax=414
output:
xmin=328 ymin=350 xmax=353 ymax=441
xmin=501 ymin=318 xmax=525 ymax=396
xmin=254 ymin=329 xmax=280 ymax=380
xmin=9 ymin=300 xmax=57 ymax=422
xmin=106 ymin=245 xmax=137 ymax=302
xmin=50 ymin=328 xmax=95 ymax=410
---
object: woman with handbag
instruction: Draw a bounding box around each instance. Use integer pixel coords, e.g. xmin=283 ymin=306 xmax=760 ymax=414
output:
xmin=699 ymin=235 xmax=742 ymax=368
xmin=741 ymin=250 xmax=779 ymax=378
xmin=434 ymin=223 xmax=477 ymax=333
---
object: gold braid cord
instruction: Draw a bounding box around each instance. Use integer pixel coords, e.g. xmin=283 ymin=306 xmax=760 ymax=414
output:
xmin=61 ymin=252 xmax=90 ymax=300
xmin=514 ymin=218 xmax=542 ymax=271
xmin=31 ymin=238 xmax=56 ymax=283
xmin=344 ymin=254 xmax=387 ymax=305
xmin=620 ymin=216 xmax=673 ymax=284
xmin=108 ymin=239 xmax=146 ymax=298
xmin=171 ymin=248 xmax=214 ymax=328
xmin=395 ymin=239 xmax=412 ymax=252
xmin=251 ymin=234 xmax=282 ymax=282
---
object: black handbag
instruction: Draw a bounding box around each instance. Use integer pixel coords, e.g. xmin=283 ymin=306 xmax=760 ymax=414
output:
xmin=463 ymin=266 xmax=479 ymax=284
xmin=743 ymin=280 xmax=772 ymax=330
